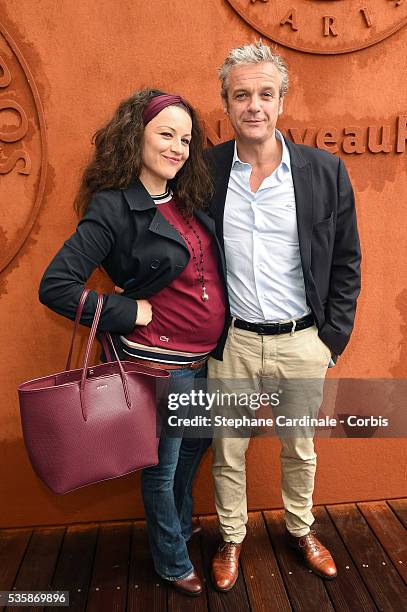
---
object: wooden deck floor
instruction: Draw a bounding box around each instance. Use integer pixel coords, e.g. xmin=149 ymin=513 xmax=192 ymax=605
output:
xmin=0 ymin=499 xmax=406 ymax=612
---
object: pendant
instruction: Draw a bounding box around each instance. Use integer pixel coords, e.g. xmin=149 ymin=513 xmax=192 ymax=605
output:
xmin=201 ymin=287 xmax=209 ymax=302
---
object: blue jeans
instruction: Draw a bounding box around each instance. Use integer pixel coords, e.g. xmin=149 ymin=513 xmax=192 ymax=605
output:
xmin=141 ymin=366 xmax=211 ymax=581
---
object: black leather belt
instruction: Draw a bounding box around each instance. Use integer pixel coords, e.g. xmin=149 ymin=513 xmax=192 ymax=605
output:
xmin=234 ymin=314 xmax=314 ymax=335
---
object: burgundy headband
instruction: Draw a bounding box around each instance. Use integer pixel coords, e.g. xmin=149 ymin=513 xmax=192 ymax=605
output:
xmin=142 ymin=94 xmax=191 ymax=126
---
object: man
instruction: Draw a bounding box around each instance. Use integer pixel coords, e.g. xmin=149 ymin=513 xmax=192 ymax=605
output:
xmin=206 ymin=42 xmax=361 ymax=591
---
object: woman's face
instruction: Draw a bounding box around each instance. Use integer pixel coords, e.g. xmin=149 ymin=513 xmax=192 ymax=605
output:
xmin=140 ymin=105 xmax=192 ymax=192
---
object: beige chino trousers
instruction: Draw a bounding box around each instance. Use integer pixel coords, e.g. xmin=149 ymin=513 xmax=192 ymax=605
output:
xmin=208 ymin=323 xmax=331 ymax=541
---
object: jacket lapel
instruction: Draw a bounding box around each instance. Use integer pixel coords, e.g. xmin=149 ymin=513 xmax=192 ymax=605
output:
xmin=148 ymin=208 xmax=187 ymax=250
xmin=207 ymin=140 xmax=235 ymax=252
xmin=195 ymin=209 xmax=227 ymax=279
xmin=123 ymin=179 xmax=188 ymax=250
xmin=122 ymin=178 xmax=156 ymax=211
xmin=195 ymin=208 xmax=215 ymax=233
xmin=285 ymin=138 xmax=313 ymax=275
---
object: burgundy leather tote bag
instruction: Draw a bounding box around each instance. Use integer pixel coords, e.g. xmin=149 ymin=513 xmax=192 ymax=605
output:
xmin=18 ymin=290 xmax=170 ymax=494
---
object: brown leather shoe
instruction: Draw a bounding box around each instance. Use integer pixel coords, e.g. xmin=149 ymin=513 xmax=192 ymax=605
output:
xmin=172 ymin=569 xmax=203 ymax=596
xmin=287 ymin=530 xmax=337 ymax=579
xmin=212 ymin=541 xmax=242 ymax=591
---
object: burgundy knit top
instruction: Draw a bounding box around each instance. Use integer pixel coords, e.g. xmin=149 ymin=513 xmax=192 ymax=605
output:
xmin=121 ymin=195 xmax=225 ymax=363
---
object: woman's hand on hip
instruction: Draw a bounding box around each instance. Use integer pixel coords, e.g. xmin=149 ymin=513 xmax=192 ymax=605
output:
xmin=135 ymin=299 xmax=153 ymax=326
xmin=114 ymin=287 xmax=152 ymax=326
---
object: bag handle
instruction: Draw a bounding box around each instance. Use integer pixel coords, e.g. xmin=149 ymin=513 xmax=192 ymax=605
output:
xmin=65 ymin=288 xmax=90 ymax=371
xmin=100 ymin=333 xmax=113 ymax=362
xmin=79 ymin=295 xmax=132 ymax=421
xmin=67 ymin=289 xmax=116 ymax=365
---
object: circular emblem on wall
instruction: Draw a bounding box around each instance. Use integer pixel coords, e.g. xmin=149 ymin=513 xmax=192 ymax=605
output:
xmin=226 ymin=0 xmax=407 ymax=54
xmin=0 ymin=23 xmax=46 ymax=273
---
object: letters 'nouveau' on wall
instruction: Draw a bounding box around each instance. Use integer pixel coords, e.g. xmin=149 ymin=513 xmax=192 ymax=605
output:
xmin=204 ymin=114 xmax=407 ymax=155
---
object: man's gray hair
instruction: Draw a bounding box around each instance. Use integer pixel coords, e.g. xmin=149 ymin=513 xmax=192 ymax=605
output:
xmin=219 ymin=41 xmax=289 ymax=100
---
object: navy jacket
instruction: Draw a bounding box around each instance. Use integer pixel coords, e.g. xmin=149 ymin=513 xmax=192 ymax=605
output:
xmin=39 ymin=179 xmax=227 ymax=344
xmin=206 ymin=138 xmax=361 ymax=359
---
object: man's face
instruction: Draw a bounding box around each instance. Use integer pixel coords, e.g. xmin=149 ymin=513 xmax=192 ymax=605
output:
xmin=224 ymin=62 xmax=284 ymax=144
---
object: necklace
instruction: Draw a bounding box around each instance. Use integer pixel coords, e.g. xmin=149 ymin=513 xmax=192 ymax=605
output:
xmin=174 ymin=204 xmax=209 ymax=302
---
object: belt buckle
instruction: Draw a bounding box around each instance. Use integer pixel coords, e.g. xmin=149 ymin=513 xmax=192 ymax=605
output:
xmin=190 ymin=358 xmax=206 ymax=370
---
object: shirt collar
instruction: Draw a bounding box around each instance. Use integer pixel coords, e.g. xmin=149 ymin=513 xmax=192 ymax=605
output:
xmin=232 ymin=129 xmax=291 ymax=174
xmin=277 ymin=129 xmax=291 ymax=172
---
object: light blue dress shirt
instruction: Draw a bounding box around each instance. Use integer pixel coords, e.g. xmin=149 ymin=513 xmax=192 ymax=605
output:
xmin=223 ymin=129 xmax=311 ymax=323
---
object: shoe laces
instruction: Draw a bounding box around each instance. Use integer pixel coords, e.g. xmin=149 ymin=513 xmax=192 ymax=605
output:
xmin=299 ymin=530 xmax=320 ymax=554
xmin=219 ymin=541 xmax=239 ymax=561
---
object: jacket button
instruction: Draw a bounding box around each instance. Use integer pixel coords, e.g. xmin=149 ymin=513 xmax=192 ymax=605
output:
xmin=151 ymin=259 xmax=160 ymax=269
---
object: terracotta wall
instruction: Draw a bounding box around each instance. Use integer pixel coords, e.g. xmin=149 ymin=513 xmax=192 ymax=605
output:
xmin=1 ymin=1 xmax=406 ymax=528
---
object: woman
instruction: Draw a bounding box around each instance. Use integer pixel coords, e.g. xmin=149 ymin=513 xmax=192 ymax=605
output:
xmin=39 ymin=88 xmax=226 ymax=596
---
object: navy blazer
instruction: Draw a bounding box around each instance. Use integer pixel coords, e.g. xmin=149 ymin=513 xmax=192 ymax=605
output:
xmin=39 ymin=179 xmax=227 ymax=339
xmin=206 ymin=138 xmax=361 ymax=359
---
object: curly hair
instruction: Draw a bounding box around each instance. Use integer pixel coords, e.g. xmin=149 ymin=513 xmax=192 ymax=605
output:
xmin=74 ymin=88 xmax=213 ymax=217
xmin=219 ymin=41 xmax=289 ymax=101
